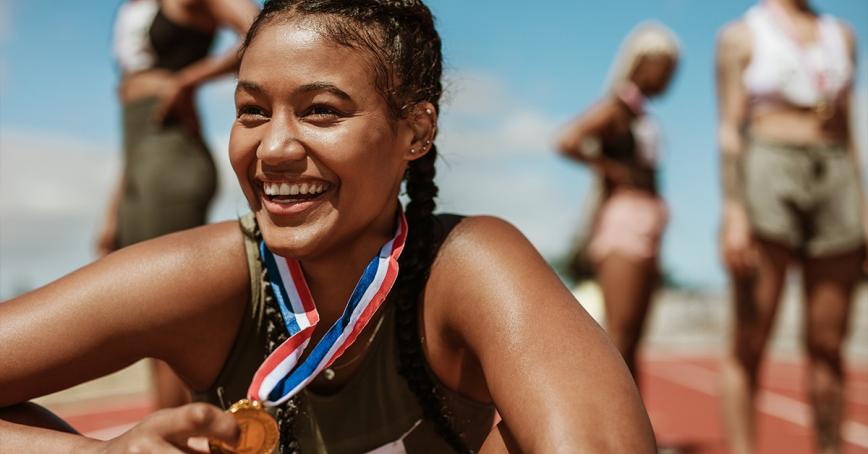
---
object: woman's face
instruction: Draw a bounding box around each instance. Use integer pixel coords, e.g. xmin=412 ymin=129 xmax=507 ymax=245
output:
xmin=633 ymin=54 xmax=677 ymax=97
xmin=230 ymin=19 xmax=415 ymax=259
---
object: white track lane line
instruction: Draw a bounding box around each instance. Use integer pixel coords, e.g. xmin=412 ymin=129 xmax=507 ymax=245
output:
xmin=646 ymin=362 xmax=868 ymax=449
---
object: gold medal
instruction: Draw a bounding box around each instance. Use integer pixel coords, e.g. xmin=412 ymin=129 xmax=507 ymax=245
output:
xmin=210 ymin=399 xmax=279 ymax=454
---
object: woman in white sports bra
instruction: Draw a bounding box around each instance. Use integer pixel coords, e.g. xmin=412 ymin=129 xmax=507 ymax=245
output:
xmin=716 ymin=0 xmax=865 ymax=452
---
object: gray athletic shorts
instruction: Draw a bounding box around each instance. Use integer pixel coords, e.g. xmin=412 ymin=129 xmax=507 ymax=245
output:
xmin=743 ymin=138 xmax=865 ymax=257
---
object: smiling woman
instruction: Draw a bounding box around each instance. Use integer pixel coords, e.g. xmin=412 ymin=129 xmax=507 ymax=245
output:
xmin=0 ymin=1 xmax=655 ymax=453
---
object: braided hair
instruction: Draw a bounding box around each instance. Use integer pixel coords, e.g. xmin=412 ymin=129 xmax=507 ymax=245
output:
xmin=242 ymin=1 xmax=470 ymax=452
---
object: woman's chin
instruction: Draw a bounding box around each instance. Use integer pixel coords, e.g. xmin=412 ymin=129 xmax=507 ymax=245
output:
xmin=256 ymin=212 xmax=332 ymax=259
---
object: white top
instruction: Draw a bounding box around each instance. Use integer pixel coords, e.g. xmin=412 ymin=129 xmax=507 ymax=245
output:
xmin=633 ymin=115 xmax=661 ymax=167
xmin=112 ymin=0 xmax=159 ymax=73
xmin=743 ymin=4 xmax=852 ymax=109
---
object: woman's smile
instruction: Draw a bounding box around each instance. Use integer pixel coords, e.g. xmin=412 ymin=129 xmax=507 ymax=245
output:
xmin=258 ymin=177 xmax=334 ymax=216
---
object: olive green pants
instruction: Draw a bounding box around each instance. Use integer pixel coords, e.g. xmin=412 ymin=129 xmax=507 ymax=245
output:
xmin=117 ymin=97 xmax=217 ymax=247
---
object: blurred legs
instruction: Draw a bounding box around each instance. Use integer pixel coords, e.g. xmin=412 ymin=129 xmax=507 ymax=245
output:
xmin=803 ymin=249 xmax=862 ymax=454
xmin=720 ymin=239 xmax=790 ymax=454
xmin=597 ymin=253 xmax=657 ymax=384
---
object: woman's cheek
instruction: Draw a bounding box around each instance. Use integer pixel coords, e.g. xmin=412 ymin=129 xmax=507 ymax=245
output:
xmin=228 ymin=128 xmax=260 ymax=206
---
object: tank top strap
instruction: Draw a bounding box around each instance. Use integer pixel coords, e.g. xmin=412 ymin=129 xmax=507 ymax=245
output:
xmin=191 ymin=213 xmax=269 ymax=408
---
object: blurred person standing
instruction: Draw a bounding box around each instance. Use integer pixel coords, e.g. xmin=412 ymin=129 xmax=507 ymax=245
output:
xmin=557 ymin=22 xmax=680 ymax=381
xmin=96 ymin=0 xmax=259 ymax=409
xmin=716 ymin=0 xmax=866 ymax=452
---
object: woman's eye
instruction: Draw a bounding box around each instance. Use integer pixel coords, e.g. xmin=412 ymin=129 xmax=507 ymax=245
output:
xmin=236 ymin=105 xmax=268 ymax=120
xmin=305 ymin=105 xmax=342 ymax=119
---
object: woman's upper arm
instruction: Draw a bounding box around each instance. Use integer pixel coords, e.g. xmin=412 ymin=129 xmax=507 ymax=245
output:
xmin=427 ymin=216 xmax=655 ymax=453
xmin=716 ymin=21 xmax=751 ymax=154
xmin=556 ymin=99 xmax=617 ymax=160
xmin=205 ymin=0 xmax=259 ymax=34
xmin=0 ymin=222 xmax=250 ymax=406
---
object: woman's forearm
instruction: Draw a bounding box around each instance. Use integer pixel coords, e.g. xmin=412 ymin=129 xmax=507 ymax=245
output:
xmin=176 ymin=44 xmax=242 ymax=90
xmin=718 ymin=123 xmax=747 ymax=217
xmin=0 ymin=406 xmax=98 ymax=454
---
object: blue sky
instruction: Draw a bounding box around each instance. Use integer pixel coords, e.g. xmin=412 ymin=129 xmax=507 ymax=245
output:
xmin=1 ymin=0 xmax=867 ymax=296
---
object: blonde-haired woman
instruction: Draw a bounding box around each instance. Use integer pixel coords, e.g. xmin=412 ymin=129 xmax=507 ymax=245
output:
xmin=717 ymin=0 xmax=865 ymax=452
xmin=557 ymin=22 xmax=680 ymax=379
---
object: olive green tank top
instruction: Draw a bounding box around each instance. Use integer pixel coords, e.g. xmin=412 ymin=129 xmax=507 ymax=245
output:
xmin=193 ymin=214 xmax=495 ymax=453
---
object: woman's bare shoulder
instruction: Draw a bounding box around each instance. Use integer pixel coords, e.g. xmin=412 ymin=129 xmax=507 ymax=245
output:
xmin=426 ymin=214 xmax=583 ymax=336
xmin=717 ymin=19 xmax=752 ymax=57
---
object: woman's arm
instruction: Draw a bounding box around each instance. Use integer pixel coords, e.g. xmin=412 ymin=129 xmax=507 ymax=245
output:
xmin=152 ymin=0 xmax=259 ymax=123
xmin=556 ymin=99 xmax=637 ymax=186
xmin=1 ymin=403 xmax=239 ymax=453
xmin=0 ymin=221 xmax=249 ymax=405
xmin=716 ymin=20 xmax=755 ymax=277
xmin=425 ymin=216 xmax=655 ymax=453
xmin=556 ymin=99 xmax=616 ymax=161
xmin=0 ymin=222 xmax=249 ymax=450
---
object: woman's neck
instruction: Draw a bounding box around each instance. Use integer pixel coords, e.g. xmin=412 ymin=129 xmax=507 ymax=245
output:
xmin=768 ymin=0 xmax=812 ymax=15
xmin=299 ymin=205 xmax=398 ymax=322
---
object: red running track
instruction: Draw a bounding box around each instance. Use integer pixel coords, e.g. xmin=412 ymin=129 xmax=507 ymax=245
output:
xmin=50 ymin=354 xmax=868 ymax=452
xmin=642 ymin=353 xmax=868 ymax=453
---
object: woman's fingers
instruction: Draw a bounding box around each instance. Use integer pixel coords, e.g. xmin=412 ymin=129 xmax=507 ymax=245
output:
xmin=142 ymin=403 xmax=240 ymax=449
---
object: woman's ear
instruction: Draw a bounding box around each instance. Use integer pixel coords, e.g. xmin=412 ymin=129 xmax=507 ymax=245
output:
xmin=402 ymin=101 xmax=437 ymax=161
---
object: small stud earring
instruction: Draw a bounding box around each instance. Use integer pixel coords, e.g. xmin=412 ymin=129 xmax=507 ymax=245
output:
xmin=425 ymin=108 xmax=432 ymax=115
xmin=410 ymin=148 xmax=417 ymax=154
xmin=425 ymin=139 xmax=431 ymax=145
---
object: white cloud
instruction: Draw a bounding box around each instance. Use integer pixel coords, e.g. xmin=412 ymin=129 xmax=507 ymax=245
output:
xmin=0 ymin=131 xmax=118 ymax=216
xmin=432 ymin=71 xmax=591 ymax=259
xmin=0 ymin=131 xmax=118 ymax=298
xmin=0 ymin=129 xmax=247 ymax=299
xmin=438 ymin=71 xmax=561 ymax=157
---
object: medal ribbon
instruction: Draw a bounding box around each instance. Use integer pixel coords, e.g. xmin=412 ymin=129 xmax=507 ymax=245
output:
xmin=248 ymin=210 xmax=408 ymax=406
xmin=616 ymin=81 xmax=646 ymax=116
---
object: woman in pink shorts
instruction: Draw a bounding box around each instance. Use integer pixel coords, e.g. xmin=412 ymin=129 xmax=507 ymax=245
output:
xmin=557 ymin=22 xmax=679 ymax=379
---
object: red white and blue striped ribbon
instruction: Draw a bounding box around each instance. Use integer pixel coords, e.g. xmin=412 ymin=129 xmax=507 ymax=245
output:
xmin=248 ymin=211 xmax=408 ymax=406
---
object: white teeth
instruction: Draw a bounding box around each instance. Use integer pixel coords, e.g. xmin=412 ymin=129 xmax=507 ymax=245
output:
xmin=263 ymin=181 xmax=329 ymax=197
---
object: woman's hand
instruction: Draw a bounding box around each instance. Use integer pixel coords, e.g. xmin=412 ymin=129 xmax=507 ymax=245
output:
xmin=720 ymin=202 xmax=756 ymax=278
xmin=151 ymin=76 xmax=200 ymax=136
xmin=0 ymin=403 xmax=237 ymax=453
xmin=92 ymin=403 xmax=239 ymax=454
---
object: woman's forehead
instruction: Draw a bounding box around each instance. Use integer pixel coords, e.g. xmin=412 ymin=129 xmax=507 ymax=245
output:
xmin=239 ymin=21 xmax=379 ymax=93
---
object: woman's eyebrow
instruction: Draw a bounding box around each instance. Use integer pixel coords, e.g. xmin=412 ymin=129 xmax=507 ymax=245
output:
xmin=296 ymin=82 xmax=352 ymax=101
xmin=235 ymin=80 xmax=264 ymax=96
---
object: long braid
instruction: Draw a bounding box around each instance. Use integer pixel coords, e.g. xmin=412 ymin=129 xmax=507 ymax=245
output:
xmin=393 ymin=146 xmax=472 ymax=454
xmin=242 ymin=1 xmax=469 ymax=451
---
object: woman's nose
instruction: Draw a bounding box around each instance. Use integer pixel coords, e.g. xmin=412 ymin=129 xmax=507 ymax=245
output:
xmin=258 ymin=116 xmax=306 ymax=165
